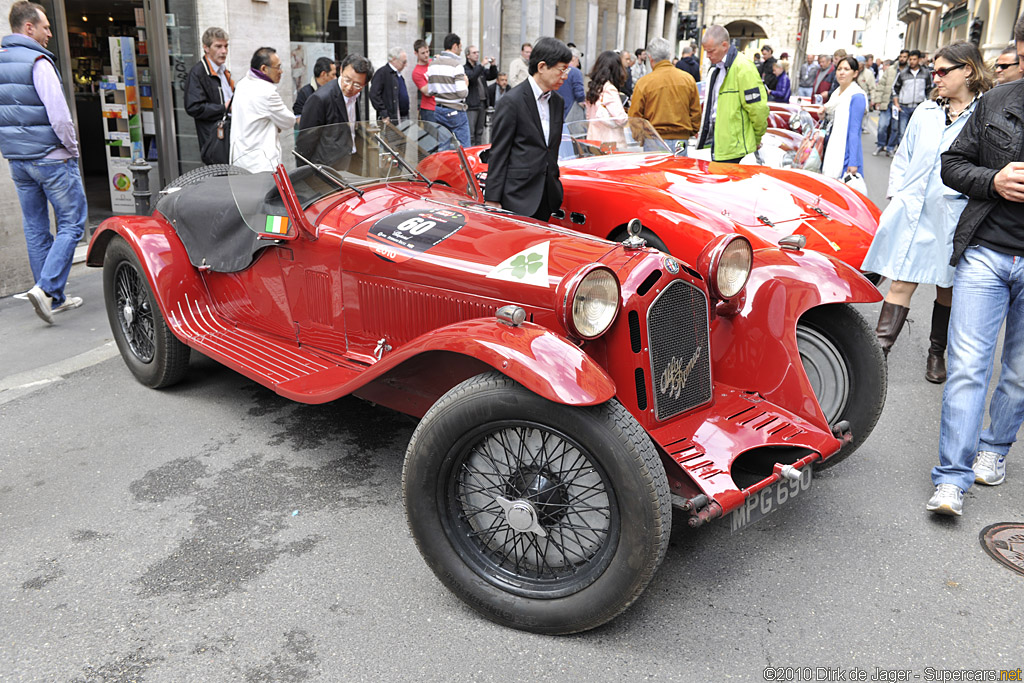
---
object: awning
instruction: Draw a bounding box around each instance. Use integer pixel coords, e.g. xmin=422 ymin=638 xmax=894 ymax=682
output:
xmin=939 ymin=3 xmax=968 ymax=32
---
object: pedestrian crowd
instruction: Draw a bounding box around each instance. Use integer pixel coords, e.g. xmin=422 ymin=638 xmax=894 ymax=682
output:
xmin=2 ymin=0 xmax=1021 ymax=521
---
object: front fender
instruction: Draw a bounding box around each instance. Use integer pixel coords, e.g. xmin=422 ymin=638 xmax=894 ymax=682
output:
xmin=711 ymin=247 xmax=881 ymax=427
xmin=87 ymin=216 xmax=211 ymax=335
xmin=364 ymin=319 xmax=616 ymax=407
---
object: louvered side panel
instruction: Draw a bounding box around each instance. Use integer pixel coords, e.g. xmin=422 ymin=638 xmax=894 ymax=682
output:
xmin=304 ymin=270 xmax=332 ymax=326
xmin=358 ymin=282 xmax=496 ymax=344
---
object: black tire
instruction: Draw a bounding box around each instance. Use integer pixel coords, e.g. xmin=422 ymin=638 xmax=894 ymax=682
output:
xmin=103 ymin=237 xmax=190 ymax=388
xmin=796 ymin=304 xmax=887 ymax=467
xmin=402 ymin=372 xmax=672 ymax=634
xmin=163 ymin=164 xmax=250 ymax=190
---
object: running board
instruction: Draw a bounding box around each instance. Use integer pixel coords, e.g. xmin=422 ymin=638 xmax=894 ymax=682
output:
xmin=166 ymin=295 xmax=362 ymax=402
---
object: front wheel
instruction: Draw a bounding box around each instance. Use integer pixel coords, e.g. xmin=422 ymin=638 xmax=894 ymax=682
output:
xmin=797 ymin=304 xmax=887 ymax=468
xmin=103 ymin=237 xmax=190 ymax=388
xmin=402 ymin=372 xmax=672 ymax=634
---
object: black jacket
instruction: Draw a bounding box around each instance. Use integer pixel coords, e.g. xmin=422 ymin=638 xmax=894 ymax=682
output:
xmin=487 ymin=81 xmax=509 ymax=108
xmin=675 ymin=55 xmax=700 ymax=83
xmin=184 ymin=58 xmax=231 ymax=164
xmin=464 ymin=60 xmax=498 ymax=109
xmin=484 ymin=80 xmax=564 ymax=218
xmin=759 ymin=57 xmax=778 ymax=91
xmin=940 ymin=79 xmax=1024 ymax=265
xmin=296 ymin=79 xmax=365 ymax=166
xmin=368 ymin=64 xmax=409 ymax=121
xmin=293 ymin=82 xmax=315 ymax=116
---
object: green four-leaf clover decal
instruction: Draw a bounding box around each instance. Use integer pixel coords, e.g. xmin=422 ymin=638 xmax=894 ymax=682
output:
xmin=501 ymin=253 xmax=544 ymax=279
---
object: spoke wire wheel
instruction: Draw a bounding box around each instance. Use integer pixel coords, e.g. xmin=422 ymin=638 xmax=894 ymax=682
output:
xmin=797 ymin=323 xmax=849 ymax=424
xmin=114 ymin=261 xmax=156 ymax=363
xmin=443 ymin=422 xmax=619 ymax=599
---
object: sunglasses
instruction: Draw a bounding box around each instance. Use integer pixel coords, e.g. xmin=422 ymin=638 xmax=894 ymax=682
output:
xmin=932 ymin=64 xmax=965 ymax=78
xmin=995 ymin=61 xmax=1020 ymax=70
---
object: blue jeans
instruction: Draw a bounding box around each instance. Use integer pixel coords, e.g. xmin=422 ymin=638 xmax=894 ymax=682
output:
xmin=419 ymin=108 xmax=435 ymax=124
xmin=10 ymin=157 xmax=88 ymax=307
xmin=876 ymin=104 xmax=897 ymax=152
xmin=434 ymin=105 xmax=471 ymax=148
xmin=893 ymin=103 xmax=916 ymax=150
xmin=934 ymin=245 xmax=1024 ymax=492
xmin=797 ymin=86 xmax=813 ymax=98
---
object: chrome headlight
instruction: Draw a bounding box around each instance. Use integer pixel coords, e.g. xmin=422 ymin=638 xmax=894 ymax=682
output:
xmin=698 ymin=235 xmax=753 ymax=300
xmin=557 ymin=265 xmax=621 ymax=339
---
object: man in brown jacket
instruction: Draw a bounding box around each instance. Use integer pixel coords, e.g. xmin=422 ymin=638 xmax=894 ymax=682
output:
xmin=627 ymin=37 xmax=699 ymax=154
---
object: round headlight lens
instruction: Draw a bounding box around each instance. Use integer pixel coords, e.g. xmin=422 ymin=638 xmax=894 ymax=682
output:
xmin=572 ymin=269 xmax=620 ymax=338
xmin=716 ymin=239 xmax=753 ymax=299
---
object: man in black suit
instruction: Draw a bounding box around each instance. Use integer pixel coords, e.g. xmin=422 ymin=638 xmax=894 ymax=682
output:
xmin=484 ymin=37 xmax=571 ymax=220
xmin=297 ymin=53 xmax=372 ymax=168
xmin=368 ymin=47 xmax=409 ymax=123
xmin=294 ymin=56 xmax=336 ymax=121
xmin=487 ymin=72 xmax=509 ymax=108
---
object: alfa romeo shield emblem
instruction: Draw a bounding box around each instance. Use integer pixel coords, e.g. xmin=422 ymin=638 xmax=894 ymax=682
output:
xmin=979 ymin=522 xmax=1024 ymax=577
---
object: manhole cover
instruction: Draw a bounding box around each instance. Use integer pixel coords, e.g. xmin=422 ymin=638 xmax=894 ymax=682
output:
xmin=979 ymin=522 xmax=1024 ymax=577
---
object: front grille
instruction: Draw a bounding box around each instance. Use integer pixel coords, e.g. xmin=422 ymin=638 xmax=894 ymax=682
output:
xmin=647 ymin=280 xmax=712 ymax=420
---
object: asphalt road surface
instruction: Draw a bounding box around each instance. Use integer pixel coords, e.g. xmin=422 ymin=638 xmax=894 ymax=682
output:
xmin=1 ymin=127 xmax=1021 ymax=682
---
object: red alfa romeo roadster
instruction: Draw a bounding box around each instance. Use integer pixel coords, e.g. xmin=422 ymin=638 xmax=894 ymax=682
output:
xmin=87 ymin=121 xmax=885 ymax=635
xmin=420 ymin=118 xmax=880 ymax=276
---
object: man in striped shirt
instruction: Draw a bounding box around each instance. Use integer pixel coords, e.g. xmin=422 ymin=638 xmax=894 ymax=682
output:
xmin=426 ymin=33 xmax=471 ymax=146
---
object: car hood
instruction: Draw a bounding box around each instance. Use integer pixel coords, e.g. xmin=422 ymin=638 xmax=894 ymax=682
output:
xmin=332 ymin=185 xmax=632 ymax=310
xmin=560 ymin=153 xmax=868 ymax=229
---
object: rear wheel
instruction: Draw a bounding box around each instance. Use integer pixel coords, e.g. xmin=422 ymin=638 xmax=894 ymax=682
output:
xmin=403 ymin=372 xmax=671 ymax=634
xmin=103 ymin=237 xmax=190 ymax=388
xmin=797 ymin=304 xmax=887 ymax=467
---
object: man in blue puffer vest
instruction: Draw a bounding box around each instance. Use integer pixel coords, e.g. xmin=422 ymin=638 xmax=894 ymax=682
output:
xmin=1 ymin=1 xmax=86 ymax=324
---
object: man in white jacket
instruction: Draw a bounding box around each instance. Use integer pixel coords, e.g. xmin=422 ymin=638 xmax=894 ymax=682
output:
xmin=230 ymin=47 xmax=295 ymax=172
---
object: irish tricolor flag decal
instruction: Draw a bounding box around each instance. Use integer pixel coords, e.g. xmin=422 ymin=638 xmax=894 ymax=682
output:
xmin=264 ymin=215 xmax=289 ymax=235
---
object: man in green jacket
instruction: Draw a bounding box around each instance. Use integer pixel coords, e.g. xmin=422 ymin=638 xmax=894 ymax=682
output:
xmin=696 ymin=25 xmax=768 ymax=163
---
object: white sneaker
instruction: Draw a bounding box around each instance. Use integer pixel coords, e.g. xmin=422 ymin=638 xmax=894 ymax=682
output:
xmin=26 ymin=285 xmax=54 ymax=325
xmin=926 ymin=484 xmax=964 ymax=516
xmin=973 ymin=451 xmax=1006 ymax=486
xmin=52 ymin=296 xmax=83 ymax=314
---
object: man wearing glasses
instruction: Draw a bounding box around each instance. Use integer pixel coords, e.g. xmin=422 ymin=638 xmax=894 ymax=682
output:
xmin=297 ymin=54 xmax=373 ymax=168
xmin=994 ymin=45 xmax=1022 ymax=85
xmin=230 ymin=47 xmax=295 ymax=172
xmin=484 ymin=36 xmax=571 ymax=220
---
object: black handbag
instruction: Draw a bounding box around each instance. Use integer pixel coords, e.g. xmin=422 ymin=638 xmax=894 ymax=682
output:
xmin=200 ymin=99 xmax=232 ymax=165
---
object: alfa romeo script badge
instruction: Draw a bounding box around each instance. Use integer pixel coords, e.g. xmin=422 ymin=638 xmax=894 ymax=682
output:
xmin=979 ymin=522 xmax=1024 ymax=578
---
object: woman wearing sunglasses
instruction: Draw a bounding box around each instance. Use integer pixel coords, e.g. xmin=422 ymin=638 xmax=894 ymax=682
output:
xmin=862 ymin=41 xmax=993 ymax=382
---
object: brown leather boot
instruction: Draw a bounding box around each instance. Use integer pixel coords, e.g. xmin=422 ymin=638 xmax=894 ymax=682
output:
xmin=926 ymin=301 xmax=951 ymax=383
xmin=875 ymin=301 xmax=909 ymax=358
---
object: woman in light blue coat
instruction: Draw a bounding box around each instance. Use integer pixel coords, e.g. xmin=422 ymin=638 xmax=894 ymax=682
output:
xmin=862 ymin=41 xmax=992 ymax=383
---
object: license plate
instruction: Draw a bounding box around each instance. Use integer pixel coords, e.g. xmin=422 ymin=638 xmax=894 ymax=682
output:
xmin=727 ymin=467 xmax=813 ymax=533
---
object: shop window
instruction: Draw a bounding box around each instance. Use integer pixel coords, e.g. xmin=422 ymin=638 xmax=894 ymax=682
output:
xmin=289 ymin=0 xmax=366 ymax=103
xmin=419 ymin=0 xmax=452 ymax=52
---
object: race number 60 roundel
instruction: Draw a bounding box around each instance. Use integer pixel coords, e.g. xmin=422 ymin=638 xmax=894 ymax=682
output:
xmin=368 ymin=208 xmax=466 ymax=263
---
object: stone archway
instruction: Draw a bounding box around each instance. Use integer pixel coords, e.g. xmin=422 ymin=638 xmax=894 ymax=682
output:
xmin=724 ymin=19 xmax=769 ymax=52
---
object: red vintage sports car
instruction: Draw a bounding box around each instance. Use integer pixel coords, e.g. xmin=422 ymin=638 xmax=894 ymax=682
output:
xmin=421 ymin=118 xmax=879 ymax=277
xmin=87 ymin=121 xmax=885 ymax=635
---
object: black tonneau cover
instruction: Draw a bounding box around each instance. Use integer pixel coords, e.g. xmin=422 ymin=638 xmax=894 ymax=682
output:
xmin=156 ymin=173 xmax=285 ymax=273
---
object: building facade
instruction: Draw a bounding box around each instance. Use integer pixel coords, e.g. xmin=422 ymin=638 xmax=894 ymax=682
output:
xmin=699 ymin=0 xmax=811 ymax=84
xmin=0 ymin=0 xmax=683 ymax=297
xmin=899 ymin=0 xmax=1020 ymax=58
xmin=808 ymin=0 xmax=905 ymax=61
